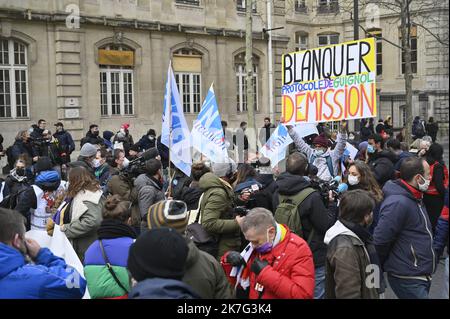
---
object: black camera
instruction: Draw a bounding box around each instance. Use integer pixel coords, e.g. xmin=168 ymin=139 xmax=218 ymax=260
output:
xmin=309 ymin=176 xmax=344 ymax=206
xmin=122 ymin=147 xmax=159 ymax=180
xmin=29 ymin=136 xmax=50 ymax=147
xmin=233 ymin=206 xmax=250 ymax=217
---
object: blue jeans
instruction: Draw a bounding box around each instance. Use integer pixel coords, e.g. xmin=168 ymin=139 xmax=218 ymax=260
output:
xmin=314 ymin=266 xmax=326 ymax=299
xmin=445 ymin=257 xmax=449 ymax=299
xmin=387 ymin=274 xmax=431 ymax=299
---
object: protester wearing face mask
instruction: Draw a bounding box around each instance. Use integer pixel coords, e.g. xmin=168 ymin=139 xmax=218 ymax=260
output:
xmin=68 ymin=143 xmax=98 ymax=177
xmin=345 ymin=161 xmax=384 ymax=234
xmin=423 ymin=143 xmax=449 ymax=233
xmin=94 ymin=148 xmax=112 ymax=193
xmin=113 ymin=123 xmax=134 ymax=157
xmin=134 ymin=159 xmax=165 ymax=219
xmin=137 ymin=129 xmax=157 ymax=151
xmin=0 ymin=159 xmax=31 ymax=210
xmin=324 ymin=190 xmax=384 ymax=299
xmin=0 ymin=208 xmax=86 ymax=298
xmin=374 ymin=157 xmax=435 ymax=299
xmin=80 ymin=124 xmax=104 ymax=148
xmin=287 ymin=120 xmax=348 ymax=182
xmin=366 ymin=134 xmax=396 ymax=188
xmin=221 ymin=208 xmax=315 ymax=299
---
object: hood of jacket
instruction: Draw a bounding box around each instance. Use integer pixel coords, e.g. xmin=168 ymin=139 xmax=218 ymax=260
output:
xmin=370 ymin=150 xmax=398 ymax=164
xmin=324 ymin=220 xmax=361 ymax=245
xmin=256 ymin=174 xmax=276 ymax=189
xmin=134 ymin=173 xmax=162 ymax=193
xmin=129 ymin=278 xmax=198 ymax=299
xmin=199 ymin=172 xmax=234 ymax=198
xmin=0 ymin=243 xmax=26 ymax=280
xmin=276 ymin=172 xmax=311 ymax=196
xmin=382 ymin=179 xmax=418 ymax=202
xmin=71 ymin=189 xmax=103 ymax=222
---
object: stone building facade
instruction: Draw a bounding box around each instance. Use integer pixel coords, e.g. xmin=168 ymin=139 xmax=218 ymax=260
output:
xmin=0 ymin=0 xmax=448 ymax=149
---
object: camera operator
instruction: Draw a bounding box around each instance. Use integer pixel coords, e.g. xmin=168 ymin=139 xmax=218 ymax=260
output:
xmin=233 ymin=164 xmax=263 ymax=210
xmin=275 ymin=151 xmax=337 ymax=299
xmin=10 ymin=130 xmax=39 ymax=165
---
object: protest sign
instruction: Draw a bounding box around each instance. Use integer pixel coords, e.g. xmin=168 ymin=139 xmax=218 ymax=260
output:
xmin=281 ymin=38 xmax=377 ymax=125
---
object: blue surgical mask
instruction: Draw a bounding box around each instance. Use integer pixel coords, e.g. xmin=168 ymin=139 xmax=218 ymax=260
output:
xmin=315 ymin=149 xmax=325 ymax=156
xmin=367 ymin=145 xmax=376 ymax=154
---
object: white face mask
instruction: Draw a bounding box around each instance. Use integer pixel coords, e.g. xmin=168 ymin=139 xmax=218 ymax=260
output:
xmin=122 ymin=157 xmax=130 ymax=169
xmin=417 ymin=175 xmax=430 ymax=192
xmin=314 ymin=149 xmax=325 ymax=156
xmin=348 ymin=175 xmax=360 ymax=186
xmin=120 ymin=128 xmax=126 ymax=134
xmin=93 ymin=159 xmax=102 ymax=168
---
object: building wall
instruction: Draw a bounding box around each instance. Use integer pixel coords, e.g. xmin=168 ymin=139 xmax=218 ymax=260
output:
xmin=0 ymin=0 xmax=448 ymax=150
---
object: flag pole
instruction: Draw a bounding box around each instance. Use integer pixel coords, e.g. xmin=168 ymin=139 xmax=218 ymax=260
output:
xmin=167 ymin=61 xmax=173 ymax=198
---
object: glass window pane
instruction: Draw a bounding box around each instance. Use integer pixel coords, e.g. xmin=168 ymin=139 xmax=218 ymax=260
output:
xmin=0 ymin=40 xmax=9 ymax=65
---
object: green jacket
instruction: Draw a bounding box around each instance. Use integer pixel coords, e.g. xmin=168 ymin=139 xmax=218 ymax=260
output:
xmin=199 ymin=173 xmax=241 ymax=260
xmin=63 ymin=190 xmax=104 ymax=262
xmin=183 ymin=240 xmax=233 ymax=299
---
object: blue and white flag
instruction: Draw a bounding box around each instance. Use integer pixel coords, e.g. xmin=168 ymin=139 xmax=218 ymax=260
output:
xmin=260 ymin=124 xmax=293 ymax=168
xmin=191 ymin=84 xmax=228 ymax=163
xmin=161 ymin=63 xmax=192 ymax=177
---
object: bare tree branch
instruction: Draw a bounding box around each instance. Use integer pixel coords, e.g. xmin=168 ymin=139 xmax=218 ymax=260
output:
xmin=414 ymin=21 xmax=449 ymax=46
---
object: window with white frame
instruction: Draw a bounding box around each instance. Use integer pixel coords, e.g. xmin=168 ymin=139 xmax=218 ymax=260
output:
xmin=237 ymin=0 xmax=257 ymax=12
xmin=317 ymin=0 xmax=339 ymax=13
xmin=235 ymin=53 xmax=258 ymax=112
xmin=173 ymin=49 xmax=202 ymax=113
xmin=296 ymin=32 xmax=309 ymax=51
xmin=318 ymin=33 xmax=339 ymax=46
xmin=99 ymin=44 xmax=134 ymax=116
xmin=0 ymin=38 xmax=29 ymax=119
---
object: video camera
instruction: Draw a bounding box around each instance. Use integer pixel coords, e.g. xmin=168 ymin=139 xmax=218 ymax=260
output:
xmin=29 ymin=136 xmax=50 ymax=147
xmin=122 ymin=147 xmax=159 ymax=180
xmin=309 ymin=175 xmax=348 ymax=206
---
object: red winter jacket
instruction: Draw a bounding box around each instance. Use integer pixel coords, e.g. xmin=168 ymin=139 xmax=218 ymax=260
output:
xmin=222 ymin=227 xmax=315 ymax=299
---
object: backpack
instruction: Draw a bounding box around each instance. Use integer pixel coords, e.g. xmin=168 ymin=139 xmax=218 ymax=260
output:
xmin=0 ymin=185 xmax=29 ymax=210
xmin=274 ymin=187 xmax=316 ymax=243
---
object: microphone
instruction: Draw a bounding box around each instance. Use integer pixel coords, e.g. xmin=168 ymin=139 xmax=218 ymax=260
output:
xmin=337 ymin=183 xmax=348 ymax=193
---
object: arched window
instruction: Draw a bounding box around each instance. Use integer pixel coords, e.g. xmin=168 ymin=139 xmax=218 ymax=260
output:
xmin=99 ymin=44 xmax=134 ymax=116
xmin=235 ymin=52 xmax=259 ymax=112
xmin=0 ymin=38 xmax=28 ymax=119
xmin=173 ymin=48 xmax=202 ymax=113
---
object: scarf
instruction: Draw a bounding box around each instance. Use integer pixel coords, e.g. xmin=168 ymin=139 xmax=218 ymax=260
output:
xmin=97 ymin=219 xmax=137 ymax=239
xmin=400 ymin=179 xmax=423 ymax=200
xmin=230 ymin=223 xmax=287 ymax=290
xmin=340 ymin=219 xmax=386 ymax=294
xmin=10 ymin=168 xmax=27 ymax=183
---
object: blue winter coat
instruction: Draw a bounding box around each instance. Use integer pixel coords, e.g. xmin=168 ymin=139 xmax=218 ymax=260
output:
xmin=84 ymin=236 xmax=134 ymax=299
xmin=128 ymin=278 xmax=199 ymax=299
xmin=374 ymin=180 xmax=436 ymax=277
xmin=0 ymin=243 xmax=86 ymax=299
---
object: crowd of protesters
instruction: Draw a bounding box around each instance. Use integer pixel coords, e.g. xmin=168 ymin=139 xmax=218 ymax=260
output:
xmin=0 ymin=115 xmax=447 ymax=300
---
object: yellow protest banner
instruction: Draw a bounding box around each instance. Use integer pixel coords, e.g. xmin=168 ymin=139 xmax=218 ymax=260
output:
xmin=281 ymin=38 xmax=377 ymax=125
